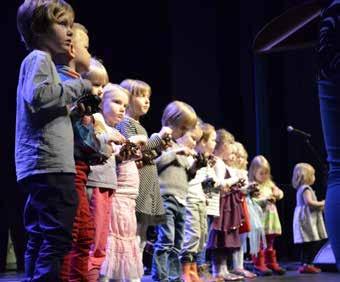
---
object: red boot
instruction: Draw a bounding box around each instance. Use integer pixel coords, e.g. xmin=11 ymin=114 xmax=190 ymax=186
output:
xmin=252 ymin=250 xmax=273 ymax=276
xmin=265 ymin=249 xmax=286 ymax=275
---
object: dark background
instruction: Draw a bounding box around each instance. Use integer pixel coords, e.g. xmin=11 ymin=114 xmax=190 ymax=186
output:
xmin=0 ymin=0 xmax=328 ymax=269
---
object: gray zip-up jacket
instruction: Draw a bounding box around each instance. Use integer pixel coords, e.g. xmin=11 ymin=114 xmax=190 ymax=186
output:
xmin=15 ymin=50 xmax=92 ymax=181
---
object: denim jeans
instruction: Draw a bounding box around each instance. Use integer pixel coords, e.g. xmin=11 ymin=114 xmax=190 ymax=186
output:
xmin=20 ymin=173 xmax=78 ymax=282
xmin=152 ymin=195 xmax=186 ymax=282
xmin=319 ymin=78 xmax=340 ymax=269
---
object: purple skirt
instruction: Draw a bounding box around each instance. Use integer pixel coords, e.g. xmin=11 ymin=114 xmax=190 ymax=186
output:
xmin=206 ymin=191 xmax=244 ymax=250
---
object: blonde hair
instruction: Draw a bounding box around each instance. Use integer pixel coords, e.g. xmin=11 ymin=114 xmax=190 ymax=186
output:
xmin=120 ymin=79 xmax=151 ymax=97
xmin=17 ymin=0 xmax=74 ymax=50
xmin=161 ymin=101 xmax=197 ymax=130
xmin=72 ymin=22 xmax=88 ymax=37
xmin=234 ymin=142 xmax=248 ymax=159
xmin=292 ymin=163 xmax=315 ymax=189
xmin=234 ymin=142 xmax=248 ymax=169
xmin=249 ymin=155 xmax=274 ymax=185
xmin=199 ymin=123 xmax=215 ymax=143
xmin=215 ymin=129 xmax=235 ymax=150
xmin=82 ymin=58 xmax=109 ymax=84
xmin=102 ymin=83 xmax=130 ymax=102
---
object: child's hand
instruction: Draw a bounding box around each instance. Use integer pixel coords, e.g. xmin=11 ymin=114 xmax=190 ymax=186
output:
xmin=221 ymin=185 xmax=231 ymax=193
xmin=81 ymin=115 xmax=93 ymax=126
xmin=108 ymin=131 xmax=125 ymax=145
xmin=159 ymin=126 xmax=173 ymax=138
xmin=129 ymin=135 xmax=147 ymax=147
xmin=173 ymin=146 xmax=192 ymax=156
xmin=268 ymin=196 xmax=277 ymax=203
xmin=320 ymin=200 xmax=325 ymax=206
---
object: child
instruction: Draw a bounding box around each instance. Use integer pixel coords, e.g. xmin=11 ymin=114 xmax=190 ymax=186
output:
xmin=151 ymin=101 xmax=199 ymax=282
xmin=207 ymin=142 xmax=245 ymax=281
xmin=231 ymin=143 xmax=257 ymax=279
xmin=82 ymin=60 xmax=120 ymax=282
xmin=116 ymin=79 xmax=172 ymax=257
xmin=98 ymin=83 xmax=146 ymax=281
xmin=179 ymin=122 xmax=217 ymax=281
xmin=292 ymin=163 xmax=327 ymax=273
xmin=16 ymin=1 xmax=93 ymax=281
xmin=249 ymin=155 xmax=285 ymax=275
xmin=55 ymin=24 xmax=110 ymax=282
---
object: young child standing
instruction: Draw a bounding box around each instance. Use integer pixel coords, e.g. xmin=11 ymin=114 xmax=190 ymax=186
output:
xmin=151 ymin=101 xmax=199 ymax=282
xmin=207 ymin=137 xmax=245 ymax=281
xmin=16 ymin=1 xmax=93 ymax=281
xmin=56 ymin=23 xmax=109 ymax=282
xmin=116 ymin=79 xmax=172 ymax=255
xmin=98 ymin=83 xmax=146 ymax=281
xmin=249 ymin=155 xmax=285 ymax=275
xmin=180 ymin=123 xmax=218 ymax=281
xmin=82 ymin=60 xmax=121 ymax=282
xmin=292 ymin=163 xmax=327 ymax=274
xmin=231 ymin=143 xmax=257 ymax=279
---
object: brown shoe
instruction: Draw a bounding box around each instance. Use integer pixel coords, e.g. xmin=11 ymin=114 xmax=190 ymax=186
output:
xmin=182 ymin=263 xmax=193 ymax=282
xmin=190 ymin=262 xmax=203 ymax=282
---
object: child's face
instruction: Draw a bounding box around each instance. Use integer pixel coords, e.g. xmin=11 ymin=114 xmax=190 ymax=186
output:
xmin=241 ymin=156 xmax=248 ymax=169
xmin=86 ymin=69 xmax=107 ymax=98
xmin=129 ymin=91 xmax=150 ymax=117
xmin=176 ymin=131 xmax=197 ymax=150
xmin=172 ymin=124 xmax=192 ymax=140
xmin=102 ymin=91 xmax=129 ymax=126
xmin=73 ymin=29 xmax=91 ymax=74
xmin=200 ymin=131 xmax=217 ymax=155
xmin=309 ymin=172 xmax=316 ymax=185
xmin=42 ymin=16 xmax=73 ymax=57
xmin=225 ymin=150 xmax=237 ymax=166
xmin=254 ymin=167 xmax=269 ymax=184
xmin=220 ymin=143 xmax=233 ymax=162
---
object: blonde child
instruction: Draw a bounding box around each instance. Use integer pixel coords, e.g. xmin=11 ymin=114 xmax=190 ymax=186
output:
xmin=116 ymin=79 xmax=172 ymax=255
xmin=207 ymin=134 xmax=244 ymax=281
xmin=16 ymin=2 xmax=94 ymax=280
xmin=93 ymin=83 xmax=145 ymax=281
xmin=292 ymin=163 xmax=327 ymax=273
xmin=151 ymin=101 xmax=200 ymax=282
xmin=81 ymin=60 xmax=124 ymax=282
xmin=231 ymin=143 xmax=257 ymax=279
xmin=249 ymin=156 xmax=285 ymax=275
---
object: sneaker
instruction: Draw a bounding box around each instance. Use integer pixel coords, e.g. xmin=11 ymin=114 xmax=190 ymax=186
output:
xmin=298 ymin=264 xmax=321 ymax=274
xmin=232 ymin=268 xmax=257 ymax=279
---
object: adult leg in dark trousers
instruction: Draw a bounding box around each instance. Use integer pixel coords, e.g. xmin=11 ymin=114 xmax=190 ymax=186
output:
xmin=21 ymin=173 xmax=78 ymax=282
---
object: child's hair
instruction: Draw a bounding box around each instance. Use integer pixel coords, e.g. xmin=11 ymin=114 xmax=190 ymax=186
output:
xmin=234 ymin=142 xmax=248 ymax=159
xmin=192 ymin=124 xmax=203 ymax=142
xmin=17 ymin=0 xmax=74 ymax=50
xmin=292 ymin=163 xmax=315 ymax=189
xmin=215 ymin=129 xmax=235 ymax=150
xmin=82 ymin=58 xmax=109 ymax=84
xmin=72 ymin=22 xmax=88 ymax=37
xmin=249 ymin=155 xmax=274 ymax=185
xmin=120 ymin=79 xmax=151 ymax=97
xmin=198 ymin=123 xmax=215 ymax=143
xmin=102 ymin=83 xmax=130 ymax=103
xmin=161 ymin=101 xmax=197 ymax=129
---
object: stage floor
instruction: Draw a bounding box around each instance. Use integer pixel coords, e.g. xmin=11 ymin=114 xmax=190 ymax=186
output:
xmin=1 ymin=271 xmax=339 ymax=282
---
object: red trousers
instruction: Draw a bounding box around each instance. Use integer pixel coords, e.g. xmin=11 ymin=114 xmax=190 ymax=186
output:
xmin=60 ymin=161 xmax=95 ymax=282
xmin=88 ymin=188 xmax=114 ymax=282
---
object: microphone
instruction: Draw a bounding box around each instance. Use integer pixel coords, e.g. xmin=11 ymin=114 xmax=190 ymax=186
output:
xmin=287 ymin=125 xmax=311 ymax=139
